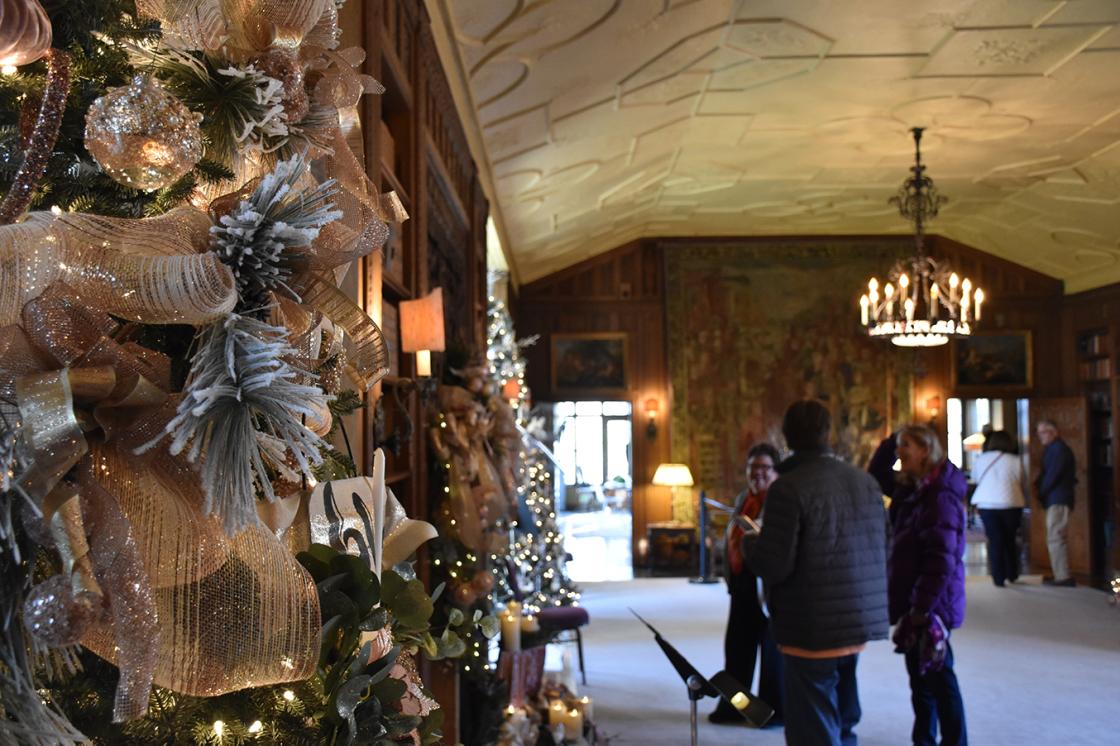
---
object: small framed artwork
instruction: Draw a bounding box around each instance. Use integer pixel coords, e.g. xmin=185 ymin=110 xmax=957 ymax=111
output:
xmin=381 ymin=300 xmax=400 ymax=377
xmin=551 ymin=332 xmax=629 ymax=395
xmin=951 ymin=330 xmax=1033 ymax=393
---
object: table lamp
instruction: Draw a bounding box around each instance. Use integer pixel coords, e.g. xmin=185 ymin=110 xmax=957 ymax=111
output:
xmin=653 ymin=463 xmax=694 ymax=524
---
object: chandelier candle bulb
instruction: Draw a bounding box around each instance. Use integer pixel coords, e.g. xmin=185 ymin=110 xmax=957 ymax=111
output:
xmin=974 ymin=288 xmax=984 ymax=320
xmin=930 ymin=283 xmax=939 ymax=318
xmin=860 ymin=295 xmax=869 ymax=325
xmin=949 ymin=273 xmax=959 ymax=302
xmin=905 ymin=297 xmax=915 ymax=323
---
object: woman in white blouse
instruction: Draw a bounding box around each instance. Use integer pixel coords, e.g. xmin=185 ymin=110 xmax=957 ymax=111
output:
xmin=970 ymin=430 xmax=1026 ymax=587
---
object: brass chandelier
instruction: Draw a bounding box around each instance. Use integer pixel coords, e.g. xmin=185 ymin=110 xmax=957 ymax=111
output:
xmin=859 ymin=127 xmax=984 ymax=347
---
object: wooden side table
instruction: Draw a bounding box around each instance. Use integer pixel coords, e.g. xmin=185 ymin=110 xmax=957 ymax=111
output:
xmin=647 ymin=521 xmax=697 ymax=575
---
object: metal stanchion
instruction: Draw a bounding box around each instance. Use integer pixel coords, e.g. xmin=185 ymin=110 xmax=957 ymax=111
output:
xmin=690 ymin=492 xmax=733 ymax=584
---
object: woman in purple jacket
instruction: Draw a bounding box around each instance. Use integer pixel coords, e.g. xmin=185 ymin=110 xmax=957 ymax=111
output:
xmin=888 ymin=424 xmax=967 ymax=746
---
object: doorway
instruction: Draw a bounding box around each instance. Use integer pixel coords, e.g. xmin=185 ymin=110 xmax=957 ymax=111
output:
xmin=551 ymin=401 xmax=634 ymax=581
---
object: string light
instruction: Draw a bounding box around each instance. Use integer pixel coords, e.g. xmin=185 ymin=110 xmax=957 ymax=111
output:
xmin=212 ymin=720 xmax=225 ymax=737
xmin=248 ymin=720 xmax=263 ymax=734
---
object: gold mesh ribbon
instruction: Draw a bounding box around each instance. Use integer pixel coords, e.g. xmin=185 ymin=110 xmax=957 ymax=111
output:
xmin=85 ymin=444 xmax=320 ymax=695
xmin=11 ymin=290 xmax=320 ymax=704
xmin=0 ymin=209 xmax=236 ymax=327
xmin=297 ymin=272 xmax=389 ymax=390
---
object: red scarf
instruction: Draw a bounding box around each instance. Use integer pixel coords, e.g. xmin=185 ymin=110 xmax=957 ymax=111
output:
xmin=729 ymin=490 xmax=765 ymax=575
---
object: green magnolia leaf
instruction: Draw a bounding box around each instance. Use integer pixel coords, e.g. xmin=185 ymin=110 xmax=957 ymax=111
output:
xmin=297 ymin=553 xmax=331 ymax=583
xmin=330 ymin=553 xmax=380 ymax=613
xmin=389 ymin=578 xmax=434 ymax=629
xmin=436 ymin=628 xmax=466 ymax=659
xmin=316 ymin=572 xmax=351 ymax=595
xmin=320 ymin=590 xmax=359 ymax=628
xmin=384 ymin=712 xmax=423 ymax=737
xmin=306 ymin=543 xmax=337 ymax=565
xmin=479 ymin=614 xmax=500 ymax=639
xmin=472 ymin=609 xmax=483 ymax=623
xmin=380 ymin=569 xmax=406 ymax=607
xmin=372 ymin=676 xmax=407 ymax=704
xmin=350 ymin=640 xmax=373 ymax=678
xmin=335 ymin=674 xmax=373 ymax=719
xmin=359 ymin=607 xmax=390 ymax=631
xmin=448 ymin=608 xmax=464 ymax=627
xmin=430 ymin=581 xmax=446 ymax=604
xmin=335 ymin=673 xmax=374 ymax=744
xmin=319 ymin=614 xmax=345 ymax=666
xmin=419 ymin=708 xmax=445 ymax=741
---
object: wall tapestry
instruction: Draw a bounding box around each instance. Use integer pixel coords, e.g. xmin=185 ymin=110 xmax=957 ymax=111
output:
xmin=666 ymin=239 xmax=914 ymax=502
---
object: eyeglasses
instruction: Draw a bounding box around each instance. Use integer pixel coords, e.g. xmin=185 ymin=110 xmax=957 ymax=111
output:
xmin=747 ymin=461 xmax=775 ymax=473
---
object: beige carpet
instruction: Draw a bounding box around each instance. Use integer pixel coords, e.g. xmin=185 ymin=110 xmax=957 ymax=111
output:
xmin=575 ymin=576 xmax=1118 ymax=745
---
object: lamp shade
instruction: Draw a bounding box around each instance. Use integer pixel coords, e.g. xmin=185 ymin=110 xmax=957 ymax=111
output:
xmin=652 ymin=463 xmax=694 ymax=487
xmin=644 ymin=397 xmax=660 ymax=415
xmin=400 ymin=288 xmax=445 ymax=353
xmin=963 ymin=432 xmax=986 ymax=451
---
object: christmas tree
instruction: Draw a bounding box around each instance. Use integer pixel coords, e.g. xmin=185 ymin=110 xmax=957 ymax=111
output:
xmin=0 ymin=2 xmax=483 ymax=743
xmin=485 ymin=295 xmax=580 ymax=611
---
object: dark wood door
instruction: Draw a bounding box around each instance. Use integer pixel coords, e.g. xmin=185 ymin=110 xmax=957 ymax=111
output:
xmin=1027 ymin=398 xmax=1092 ymax=580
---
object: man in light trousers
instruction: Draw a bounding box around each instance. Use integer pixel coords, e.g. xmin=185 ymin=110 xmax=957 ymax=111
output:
xmin=1035 ymin=419 xmax=1076 ymax=586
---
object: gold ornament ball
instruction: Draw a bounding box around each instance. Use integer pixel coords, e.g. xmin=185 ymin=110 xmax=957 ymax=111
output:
xmin=84 ymin=75 xmax=203 ymax=191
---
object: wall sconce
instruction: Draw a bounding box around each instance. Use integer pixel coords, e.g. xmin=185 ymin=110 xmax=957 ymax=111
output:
xmin=925 ymin=395 xmax=942 ymax=420
xmin=401 ymin=288 xmax=445 ymax=378
xmin=644 ymin=397 xmax=660 ymax=439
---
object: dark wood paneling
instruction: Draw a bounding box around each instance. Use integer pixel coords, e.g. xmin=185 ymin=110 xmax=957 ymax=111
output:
xmin=363 ymin=2 xmax=489 ymax=741
xmin=516 ymin=234 xmax=1076 ymax=570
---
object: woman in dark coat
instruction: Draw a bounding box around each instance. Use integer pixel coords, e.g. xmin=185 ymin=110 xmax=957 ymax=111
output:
xmin=889 ymin=424 xmax=968 ymax=746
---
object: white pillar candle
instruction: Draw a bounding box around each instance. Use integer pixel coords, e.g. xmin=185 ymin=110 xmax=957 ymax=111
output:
xmin=501 ymin=611 xmax=521 ymax=652
xmin=520 ymin=614 xmax=540 ymax=633
xmin=562 ymin=707 xmax=584 ymax=737
xmin=548 ymin=699 xmax=566 ymax=726
xmin=576 ymin=695 xmax=594 ymax=722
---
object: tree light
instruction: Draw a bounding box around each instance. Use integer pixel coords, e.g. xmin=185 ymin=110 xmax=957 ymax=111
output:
xmin=282 ymin=690 xmax=295 ymax=702
xmin=248 ymin=720 xmax=263 ymax=733
xmin=213 ymin=720 xmax=225 ymax=737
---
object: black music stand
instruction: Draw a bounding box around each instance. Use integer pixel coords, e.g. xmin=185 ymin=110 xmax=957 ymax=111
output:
xmin=630 ymin=609 xmax=773 ymax=745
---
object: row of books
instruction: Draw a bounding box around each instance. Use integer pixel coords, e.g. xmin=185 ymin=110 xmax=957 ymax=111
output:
xmin=1080 ymin=357 xmax=1113 ymax=381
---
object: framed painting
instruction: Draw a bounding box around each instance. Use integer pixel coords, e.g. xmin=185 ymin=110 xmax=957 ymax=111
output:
xmin=551 ymin=332 xmax=629 ymax=395
xmin=951 ymin=331 xmax=1033 ymax=393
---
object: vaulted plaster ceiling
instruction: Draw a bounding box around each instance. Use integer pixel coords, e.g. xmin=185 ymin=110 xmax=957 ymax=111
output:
xmin=426 ymin=0 xmax=1120 ymax=292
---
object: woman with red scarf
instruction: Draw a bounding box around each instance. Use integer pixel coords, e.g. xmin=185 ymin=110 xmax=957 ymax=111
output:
xmin=710 ymin=442 xmax=785 ymax=725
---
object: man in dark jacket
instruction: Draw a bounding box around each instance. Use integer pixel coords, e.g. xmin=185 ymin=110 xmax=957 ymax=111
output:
xmin=744 ymin=400 xmax=889 ymax=746
xmin=1035 ymin=419 xmax=1076 ymax=586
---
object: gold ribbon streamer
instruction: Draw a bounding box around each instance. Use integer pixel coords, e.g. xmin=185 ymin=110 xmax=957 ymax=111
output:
xmin=297 ymin=272 xmax=389 ymax=390
xmin=14 ymin=369 xmax=87 ymax=503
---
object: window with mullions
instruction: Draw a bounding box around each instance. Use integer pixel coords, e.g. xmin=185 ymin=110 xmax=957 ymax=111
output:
xmin=553 ymin=401 xmax=633 ymax=496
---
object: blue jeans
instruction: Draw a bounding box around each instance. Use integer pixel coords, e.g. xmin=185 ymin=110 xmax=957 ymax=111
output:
xmin=904 ymin=642 xmax=966 ymax=745
xmin=782 ymin=653 xmax=861 ymax=745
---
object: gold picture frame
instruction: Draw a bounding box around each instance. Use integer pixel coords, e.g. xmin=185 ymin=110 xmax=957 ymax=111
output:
xmin=951 ymin=330 xmax=1034 ymax=394
xmin=550 ymin=332 xmax=629 ymax=396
